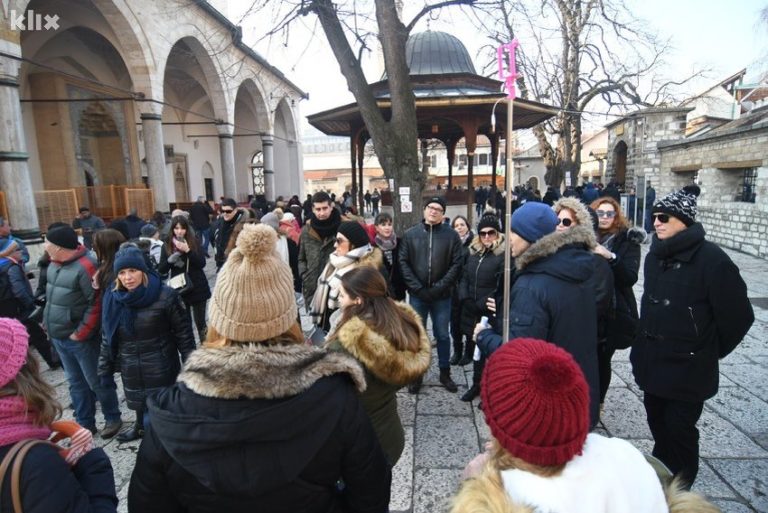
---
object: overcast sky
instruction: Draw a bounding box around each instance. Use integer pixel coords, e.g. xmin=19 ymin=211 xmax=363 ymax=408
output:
xmin=226 ymin=0 xmax=768 ymax=131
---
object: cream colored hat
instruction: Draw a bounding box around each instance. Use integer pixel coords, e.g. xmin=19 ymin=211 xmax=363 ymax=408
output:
xmin=208 ymin=223 xmax=297 ymax=342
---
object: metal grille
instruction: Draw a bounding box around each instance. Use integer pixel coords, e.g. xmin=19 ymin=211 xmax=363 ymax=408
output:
xmin=739 ymin=168 xmax=757 ymax=203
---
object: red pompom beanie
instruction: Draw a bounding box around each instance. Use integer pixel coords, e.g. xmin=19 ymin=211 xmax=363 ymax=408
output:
xmin=480 ymin=338 xmax=590 ymax=466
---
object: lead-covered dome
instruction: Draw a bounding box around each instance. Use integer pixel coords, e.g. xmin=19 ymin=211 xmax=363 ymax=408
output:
xmin=406 ymin=30 xmax=476 ymax=75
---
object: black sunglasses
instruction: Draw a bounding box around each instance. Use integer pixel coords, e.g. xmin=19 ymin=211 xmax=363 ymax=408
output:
xmin=478 ymin=230 xmax=497 ymax=237
xmin=653 ymin=213 xmax=670 ymax=223
xmin=221 ymin=209 xmax=234 ymax=214
xmin=557 ymin=218 xmax=573 ymax=227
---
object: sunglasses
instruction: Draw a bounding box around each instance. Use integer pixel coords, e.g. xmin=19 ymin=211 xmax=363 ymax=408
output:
xmin=596 ymin=210 xmax=616 ymax=218
xmin=653 ymin=213 xmax=670 ymax=223
xmin=221 ymin=209 xmax=234 ymax=214
xmin=557 ymin=218 xmax=573 ymax=227
xmin=478 ymin=230 xmax=497 ymax=238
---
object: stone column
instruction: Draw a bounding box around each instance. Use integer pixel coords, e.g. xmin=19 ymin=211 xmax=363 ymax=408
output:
xmin=140 ymin=112 xmax=169 ymax=212
xmin=218 ymin=126 xmax=236 ymax=199
xmin=261 ymin=133 xmax=275 ymax=202
xmin=0 ymin=42 xmax=41 ymax=240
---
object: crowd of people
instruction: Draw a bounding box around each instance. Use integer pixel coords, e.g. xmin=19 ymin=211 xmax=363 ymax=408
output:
xmin=0 ymin=181 xmax=753 ymax=512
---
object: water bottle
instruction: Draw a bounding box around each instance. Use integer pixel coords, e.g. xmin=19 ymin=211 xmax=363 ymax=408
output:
xmin=474 ymin=316 xmax=490 ymax=361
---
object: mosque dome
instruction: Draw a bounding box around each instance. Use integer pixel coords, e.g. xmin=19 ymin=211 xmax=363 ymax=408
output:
xmin=405 ymin=30 xmax=477 ymax=75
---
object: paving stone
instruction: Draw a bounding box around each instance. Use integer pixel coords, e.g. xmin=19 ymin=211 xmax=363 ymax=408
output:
xmin=609 ymin=360 xmax=642 ymax=395
xmin=416 ymin=385 xmax=474 ymax=416
xmin=721 ymin=363 xmax=768 ymax=399
xmin=413 ymin=468 xmax=462 ymax=513
xmin=709 ymin=459 xmax=768 ymax=512
xmin=706 ymin=387 xmax=768 ymax=436
xmin=390 ymin=427 xmax=413 ymax=512
xmin=397 ymin=390 xmax=417 ymax=426
xmin=692 ymin=460 xmax=738 ymax=500
xmin=415 ymin=416 xmax=479 ymax=469
xmin=709 ymin=499 xmax=754 ymax=513
xmin=600 ymin=387 xmax=652 ymax=439
xmin=699 ymin=410 xmax=768 ymax=458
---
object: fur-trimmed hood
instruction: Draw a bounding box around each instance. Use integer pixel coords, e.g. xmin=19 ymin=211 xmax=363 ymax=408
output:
xmin=334 ymin=302 xmax=431 ymax=386
xmin=553 ymin=197 xmax=593 ymax=229
xmin=515 ymin=225 xmax=596 ymax=271
xmin=469 ymin=234 xmax=505 ymax=256
xmin=178 ymin=343 xmax=367 ymax=399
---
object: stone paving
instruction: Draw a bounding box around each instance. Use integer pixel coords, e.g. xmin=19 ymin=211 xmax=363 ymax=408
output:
xmin=38 ymin=244 xmax=768 ymax=512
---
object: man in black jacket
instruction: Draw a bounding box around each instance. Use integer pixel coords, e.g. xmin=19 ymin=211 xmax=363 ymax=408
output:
xmin=399 ymin=197 xmax=463 ymax=393
xmin=211 ymin=198 xmax=243 ymax=270
xmin=631 ymin=185 xmax=753 ymax=490
xmin=189 ymin=196 xmax=214 ymax=257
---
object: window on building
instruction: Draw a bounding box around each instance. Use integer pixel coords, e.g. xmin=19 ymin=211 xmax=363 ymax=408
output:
xmin=459 ymin=154 xmax=467 ymax=168
xmin=430 ymin=155 xmax=437 ymax=168
xmin=739 ymin=168 xmax=757 ymax=203
xmin=479 ymin=153 xmax=488 ymax=166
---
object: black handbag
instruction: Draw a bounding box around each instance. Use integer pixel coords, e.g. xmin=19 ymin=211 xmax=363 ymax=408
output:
xmin=167 ymin=258 xmax=194 ymax=296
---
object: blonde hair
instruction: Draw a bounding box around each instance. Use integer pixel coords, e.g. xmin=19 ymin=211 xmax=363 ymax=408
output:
xmin=204 ymin=322 xmax=304 ymax=348
xmin=0 ymin=351 xmax=62 ymax=426
xmin=113 ymin=271 xmax=149 ymax=291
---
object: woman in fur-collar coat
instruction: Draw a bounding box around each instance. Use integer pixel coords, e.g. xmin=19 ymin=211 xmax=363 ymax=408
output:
xmin=327 ymin=266 xmax=431 ymax=466
xmin=128 ymin=224 xmax=390 ymax=513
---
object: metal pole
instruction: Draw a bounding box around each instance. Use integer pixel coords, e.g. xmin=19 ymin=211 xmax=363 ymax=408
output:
xmin=502 ymin=99 xmax=514 ymax=344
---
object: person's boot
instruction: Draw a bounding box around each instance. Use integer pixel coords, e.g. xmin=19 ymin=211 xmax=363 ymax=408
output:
xmin=458 ymin=340 xmax=475 ymax=366
xmin=449 ymin=338 xmax=463 ymax=365
xmin=461 ymin=360 xmax=483 ymax=401
xmin=439 ymin=368 xmax=458 ymax=392
xmin=408 ymin=376 xmax=423 ymax=394
xmin=117 ymin=412 xmax=144 ymax=442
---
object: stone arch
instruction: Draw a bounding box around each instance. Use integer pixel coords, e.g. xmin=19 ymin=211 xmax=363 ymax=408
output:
xmin=273 ymin=98 xmax=301 ymax=198
xmin=157 ymin=35 xmax=230 ymax=124
xmin=613 ymin=140 xmax=628 ymax=186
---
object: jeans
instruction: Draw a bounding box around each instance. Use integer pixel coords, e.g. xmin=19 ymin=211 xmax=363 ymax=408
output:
xmin=643 ymin=392 xmax=704 ymax=489
xmin=185 ymin=299 xmax=207 ymax=343
xmin=51 ymin=337 xmax=121 ymax=430
xmin=196 ymin=227 xmax=211 ymax=255
xmin=410 ymin=295 xmax=451 ymax=368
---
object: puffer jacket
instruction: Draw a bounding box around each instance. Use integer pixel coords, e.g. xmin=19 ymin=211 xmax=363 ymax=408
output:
xmin=43 ymin=246 xmax=101 ymax=341
xmin=98 ymin=287 xmax=195 ymax=410
xmin=631 ymin=223 xmax=753 ymax=402
xmin=328 ymin=303 xmax=431 ymax=465
xmin=399 ymin=221 xmax=464 ymax=301
xmin=128 ymin=343 xmax=391 ymax=513
xmin=157 ymin=245 xmax=211 ymax=305
xmin=476 ymin=226 xmax=600 ymax=427
xmin=458 ymin=236 xmax=505 ymax=336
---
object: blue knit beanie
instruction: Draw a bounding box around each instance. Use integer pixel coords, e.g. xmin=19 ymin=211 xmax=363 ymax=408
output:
xmin=113 ymin=246 xmax=148 ymax=274
xmin=510 ymin=202 xmax=558 ymax=243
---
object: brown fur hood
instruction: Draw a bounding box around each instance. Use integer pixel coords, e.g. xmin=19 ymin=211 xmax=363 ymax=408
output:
xmin=553 ymin=197 xmax=593 ymax=229
xmin=358 ymin=246 xmax=385 ymax=270
xmin=451 ymin=468 xmax=721 ymax=513
xmin=469 ymin=234 xmax=506 ymax=256
xmin=334 ymin=302 xmax=431 ymax=386
xmin=178 ymin=343 xmax=367 ymax=400
xmin=515 ymin=224 xmax=596 ymax=271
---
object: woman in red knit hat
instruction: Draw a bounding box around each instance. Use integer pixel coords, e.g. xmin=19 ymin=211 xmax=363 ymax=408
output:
xmin=451 ymin=338 xmax=718 ymax=513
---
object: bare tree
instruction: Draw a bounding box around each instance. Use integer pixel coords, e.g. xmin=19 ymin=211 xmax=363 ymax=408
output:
xmin=244 ymin=0 xmax=476 ymax=232
xmin=472 ymin=0 xmax=705 ymax=187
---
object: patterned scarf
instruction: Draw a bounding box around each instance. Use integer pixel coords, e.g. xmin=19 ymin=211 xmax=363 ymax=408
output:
xmin=374 ymin=234 xmax=397 ymax=266
xmin=309 ymin=245 xmax=373 ymax=325
xmin=0 ymin=396 xmax=51 ymax=447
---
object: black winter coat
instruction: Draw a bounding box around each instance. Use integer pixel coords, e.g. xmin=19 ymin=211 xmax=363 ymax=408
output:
xmin=399 ymin=221 xmax=464 ymax=301
xmin=374 ymin=238 xmax=407 ymax=301
xmin=98 ymin=287 xmax=195 ymax=410
xmin=128 ymin=344 xmax=391 ymax=513
xmin=600 ymin=227 xmax=643 ymax=350
xmin=0 ymin=443 xmax=117 ymax=513
xmin=158 ymin=245 xmax=211 ymax=305
xmin=458 ymin=236 xmax=504 ymax=336
xmin=211 ymin=211 xmax=244 ymax=266
xmin=476 ymin=226 xmax=600 ymax=426
xmin=631 ymin=223 xmax=754 ymax=402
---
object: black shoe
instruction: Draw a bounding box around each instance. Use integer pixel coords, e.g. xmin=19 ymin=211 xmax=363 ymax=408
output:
xmin=408 ymin=377 xmax=423 ymax=394
xmin=458 ymin=341 xmax=475 ymax=366
xmin=461 ymin=384 xmax=480 ymax=402
xmin=101 ymin=420 xmax=123 ymax=439
xmin=449 ymin=353 xmax=461 ymax=366
xmin=116 ymin=424 xmax=144 ymax=442
xmin=439 ymin=369 xmax=458 ymax=392
xmin=457 ymin=353 xmax=473 ymax=366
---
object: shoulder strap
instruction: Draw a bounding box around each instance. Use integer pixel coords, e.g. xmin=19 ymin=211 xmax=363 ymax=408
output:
xmin=0 ymin=439 xmax=55 ymax=513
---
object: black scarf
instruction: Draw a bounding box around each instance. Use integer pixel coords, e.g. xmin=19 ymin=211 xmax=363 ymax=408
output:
xmin=310 ymin=208 xmax=342 ymax=239
xmin=650 ymin=223 xmax=705 ymax=260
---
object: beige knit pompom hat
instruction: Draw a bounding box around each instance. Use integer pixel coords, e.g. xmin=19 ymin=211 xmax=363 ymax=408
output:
xmin=208 ymin=223 xmax=297 ymax=342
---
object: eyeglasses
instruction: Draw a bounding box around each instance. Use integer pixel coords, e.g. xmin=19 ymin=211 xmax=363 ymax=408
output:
xmin=335 ymin=237 xmax=348 ymax=245
xmin=425 ymin=205 xmax=444 ymax=214
xmin=596 ymin=210 xmax=616 ymax=218
xmin=653 ymin=213 xmax=670 ymax=223
xmin=221 ymin=209 xmax=234 ymax=214
xmin=478 ymin=230 xmax=497 ymax=238
xmin=557 ymin=218 xmax=573 ymax=227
